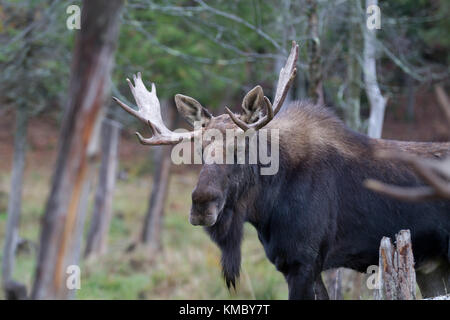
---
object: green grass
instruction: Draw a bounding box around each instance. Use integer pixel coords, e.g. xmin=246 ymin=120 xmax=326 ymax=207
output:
xmin=0 ymin=169 xmax=288 ymax=300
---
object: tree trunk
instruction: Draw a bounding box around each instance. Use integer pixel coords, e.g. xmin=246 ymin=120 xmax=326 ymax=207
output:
xmin=376 ymin=230 xmax=416 ymax=300
xmin=405 ymin=75 xmax=415 ymax=122
xmin=434 ymin=84 xmax=450 ymax=125
xmin=364 ymin=0 xmax=387 ymax=138
xmin=306 ymin=0 xmax=324 ymax=105
xmin=85 ymin=119 xmax=121 ymax=258
xmin=141 ymin=103 xmax=175 ymax=252
xmin=273 ymin=0 xmax=293 ymax=108
xmin=2 ymin=104 xmax=28 ymax=299
xmin=344 ymin=0 xmax=362 ymax=131
xmin=31 ymin=0 xmax=123 ymax=300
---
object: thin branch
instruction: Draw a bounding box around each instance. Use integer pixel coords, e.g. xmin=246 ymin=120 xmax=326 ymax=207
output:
xmin=193 ymin=0 xmax=283 ymax=53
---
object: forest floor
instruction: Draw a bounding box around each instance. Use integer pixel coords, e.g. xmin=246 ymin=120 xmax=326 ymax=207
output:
xmin=0 ymin=166 xmax=289 ymax=299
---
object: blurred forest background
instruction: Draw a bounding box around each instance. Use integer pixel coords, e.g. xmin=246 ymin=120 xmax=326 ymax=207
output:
xmin=0 ymin=0 xmax=448 ymax=299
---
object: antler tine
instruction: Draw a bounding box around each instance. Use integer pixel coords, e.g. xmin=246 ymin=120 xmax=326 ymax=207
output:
xmin=225 ymin=107 xmax=250 ymax=131
xmin=272 ymin=41 xmax=298 ymax=115
xmin=363 ymin=180 xmax=437 ymax=202
xmin=251 ymin=41 xmax=298 ymax=130
xmin=135 ymin=120 xmax=184 ymax=146
xmin=112 ymin=96 xmax=148 ymax=125
xmin=227 ymin=41 xmax=299 ymax=131
xmin=113 ymin=73 xmax=199 ymax=145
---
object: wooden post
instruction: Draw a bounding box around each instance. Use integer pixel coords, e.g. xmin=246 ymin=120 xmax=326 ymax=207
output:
xmin=376 ymin=229 xmax=416 ymax=300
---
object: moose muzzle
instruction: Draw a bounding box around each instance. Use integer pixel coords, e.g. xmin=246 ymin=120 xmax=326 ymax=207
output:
xmin=189 ymin=202 xmax=219 ymax=227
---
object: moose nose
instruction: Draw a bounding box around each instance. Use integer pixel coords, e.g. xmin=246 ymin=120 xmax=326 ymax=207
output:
xmin=189 ymin=211 xmax=217 ymax=227
xmin=189 ymin=204 xmax=218 ymax=227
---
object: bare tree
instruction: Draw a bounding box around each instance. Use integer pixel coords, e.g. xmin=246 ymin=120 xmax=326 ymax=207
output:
xmin=31 ymin=0 xmax=124 ymax=299
xmin=306 ymin=0 xmax=324 ymax=105
xmin=1 ymin=2 xmax=63 ymax=299
xmin=141 ymin=102 xmax=176 ymax=253
xmin=363 ymin=0 xmax=387 ymax=138
xmin=343 ymin=0 xmax=363 ymax=131
xmin=84 ymin=119 xmax=121 ymax=258
xmin=1 ymin=104 xmax=28 ymax=299
xmin=272 ymin=0 xmax=295 ymax=107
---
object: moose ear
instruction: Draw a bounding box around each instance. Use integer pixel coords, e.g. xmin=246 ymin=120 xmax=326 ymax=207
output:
xmin=175 ymin=94 xmax=212 ymax=127
xmin=241 ymin=85 xmax=265 ymax=123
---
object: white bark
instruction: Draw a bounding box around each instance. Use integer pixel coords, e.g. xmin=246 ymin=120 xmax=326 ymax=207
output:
xmin=363 ymin=0 xmax=387 ymax=138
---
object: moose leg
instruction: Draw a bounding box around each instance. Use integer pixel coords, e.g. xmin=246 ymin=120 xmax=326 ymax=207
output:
xmin=285 ymin=264 xmax=317 ymax=300
xmin=314 ymin=275 xmax=330 ymax=300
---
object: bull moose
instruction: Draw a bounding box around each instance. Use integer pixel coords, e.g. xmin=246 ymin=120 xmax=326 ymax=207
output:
xmin=114 ymin=41 xmax=450 ymax=300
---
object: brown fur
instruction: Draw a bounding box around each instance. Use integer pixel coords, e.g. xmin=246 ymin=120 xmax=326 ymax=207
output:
xmin=206 ymin=101 xmax=450 ymax=163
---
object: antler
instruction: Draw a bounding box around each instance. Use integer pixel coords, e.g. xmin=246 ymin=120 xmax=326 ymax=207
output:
xmin=226 ymin=41 xmax=299 ymax=131
xmin=113 ymin=72 xmax=199 ymax=145
xmin=364 ymin=150 xmax=450 ymax=201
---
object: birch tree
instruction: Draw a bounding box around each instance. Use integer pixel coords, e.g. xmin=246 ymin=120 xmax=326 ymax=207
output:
xmin=363 ymin=0 xmax=387 ymax=138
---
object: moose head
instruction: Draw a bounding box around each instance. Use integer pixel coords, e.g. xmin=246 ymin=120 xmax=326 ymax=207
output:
xmin=113 ymin=41 xmax=298 ymax=228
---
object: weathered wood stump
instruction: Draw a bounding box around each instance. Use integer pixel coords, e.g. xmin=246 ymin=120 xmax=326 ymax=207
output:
xmin=376 ymin=229 xmax=416 ymax=300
